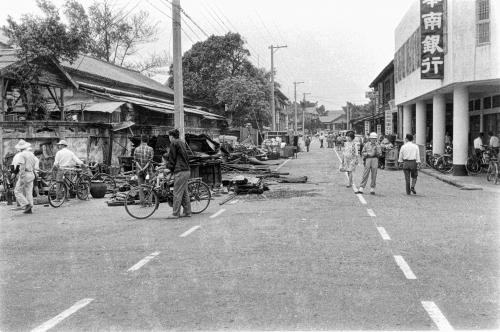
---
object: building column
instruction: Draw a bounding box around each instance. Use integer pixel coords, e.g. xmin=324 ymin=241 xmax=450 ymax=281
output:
xmin=452 ymin=86 xmax=469 ymax=176
xmin=415 ymin=100 xmax=426 ymax=146
xmin=432 ymin=94 xmax=446 ymax=155
xmin=479 ymin=111 xmax=484 ymax=132
xmin=403 ymin=104 xmax=412 ymax=138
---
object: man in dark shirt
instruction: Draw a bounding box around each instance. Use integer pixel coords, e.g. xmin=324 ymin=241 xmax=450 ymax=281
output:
xmin=165 ymin=129 xmax=191 ymax=219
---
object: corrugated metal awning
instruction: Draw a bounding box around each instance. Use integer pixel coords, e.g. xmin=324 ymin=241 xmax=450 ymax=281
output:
xmin=112 ymin=121 xmax=135 ymax=131
xmin=85 ymin=101 xmax=125 ymax=113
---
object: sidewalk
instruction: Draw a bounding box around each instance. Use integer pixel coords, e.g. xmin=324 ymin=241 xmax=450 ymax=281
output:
xmin=418 ymin=167 xmax=500 ymax=193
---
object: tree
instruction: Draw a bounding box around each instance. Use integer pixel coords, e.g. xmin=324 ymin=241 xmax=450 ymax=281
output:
xmin=2 ymin=0 xmax=90 ymax=119
xmin=87 ymin=0 xmax=163 ymax=72
xmin=168 ymin=32 xmax=252 ymax=106
xmin=343 ymin=100 xmax=374 ymax=120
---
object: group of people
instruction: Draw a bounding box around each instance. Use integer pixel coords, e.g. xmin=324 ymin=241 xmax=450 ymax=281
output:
xmin=473 ymin=131 xmax=499 ymax=157
xmin=340 ymin=131 xmax=421 ymax=195
xmin=10 ymin=139 xmax=83 ymax=214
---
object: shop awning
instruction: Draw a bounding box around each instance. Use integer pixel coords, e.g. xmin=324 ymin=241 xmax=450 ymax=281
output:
xmin=85 ymin=101 xmax=125 ymax=113
xmin=112 ymin=121 xmax=135 ymax=131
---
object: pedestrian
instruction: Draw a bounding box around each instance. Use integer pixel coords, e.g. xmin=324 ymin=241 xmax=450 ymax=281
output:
xmin=341 ymin=131 xmax=359 ymax=188
xmin=398 ymin=133 xmax=421 ymax=195
xmin=319 ymin=132 xmax=325 ymax=148
xmin=444 ymin=132 xmax=452 ymax=146
xmin=12 ymin=140 xmax=38 ymax=214
xmin=355 ymin=132 xmax=382 ymax=195
xmin=165 ymin=128 xmax=191 ymax=219
xmin=488 ymin=131 xmax=499 ymax=155
xmin=473 ymin=132 xmax=485 ymax=158
xmin=305 ymin=135 xmax=311 ymax=152
xmin=133 ymin=135 xmax=154 ymax=202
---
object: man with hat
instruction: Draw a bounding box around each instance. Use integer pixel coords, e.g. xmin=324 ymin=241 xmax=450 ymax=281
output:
xmin=53 ymin=140 xmax=84 ymax=197
xmin=13 ymin=139 xmax=38 ymax=213
xmin=356 ymin=132 xmax=382 ymax=195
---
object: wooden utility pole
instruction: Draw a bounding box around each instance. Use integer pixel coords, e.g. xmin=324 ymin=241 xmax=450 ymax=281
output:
xmin=293 ymin=81 xmax=304 ymax=135
xmin=269 ymin=44 xmax=287 ymax=131
xmin=172 ymin=0 xmax=185 ymax=140
xmin=302 ymin=92 xmax=310 ymax=136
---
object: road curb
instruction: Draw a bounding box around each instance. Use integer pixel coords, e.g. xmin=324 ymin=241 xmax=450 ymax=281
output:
xmin=419 ymin=168 xmax=483 ymax=191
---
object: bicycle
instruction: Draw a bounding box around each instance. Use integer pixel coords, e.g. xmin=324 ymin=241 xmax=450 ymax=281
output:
xmin=124 ymin=169 xmax=211 ymax=219
xmin=486 ymin=157 xmax=499 ymax=184
xmin=47 ymin=167 xmax=90 ymax=207
xmin=465 ymin=146 xmax=495 ymax=175
xmin=85 ymin=162 xmax=117 ymax=194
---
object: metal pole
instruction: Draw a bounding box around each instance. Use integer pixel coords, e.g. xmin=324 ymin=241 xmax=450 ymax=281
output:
xmin=269 ymin=44 xmax=287 ymax=131
xmin=302 ymin=92 xmax=310 ymax=136
xmin=172 ymin=0 xmax=185 ymax=140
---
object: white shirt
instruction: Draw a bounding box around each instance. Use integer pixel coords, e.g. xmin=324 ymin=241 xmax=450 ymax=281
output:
xmin=12 ymin=152 xmax=23 ymax=167
xmin=398 ymin=141 xmax=421 ymax=163
xmin=54 ymin=147 xmax=83 ymax=168
xmin=490 ymin=136 xmax=499 ymax=148
xmin=474 ymin=137 xmax=484 ymax=150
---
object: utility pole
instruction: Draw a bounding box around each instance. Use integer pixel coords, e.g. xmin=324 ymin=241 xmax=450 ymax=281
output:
xmin=269 ymin=44 xmax=287 ymax=131
xmin=293 ymin=81 xmax=304 ymax=135
xmin=172 ymin=0 xmax=185 ymax=140
xmin=302 ymin=92 xmax=311 ymax=136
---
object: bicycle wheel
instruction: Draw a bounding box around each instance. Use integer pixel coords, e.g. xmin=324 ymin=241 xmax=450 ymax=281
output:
xmin=94 ymin=173 xmax=116 ymax=194
xmin=435 ymin=156 xmax=451 ymax=173
xmin=124 ymin=186 xmax=159 ymax=219
xmin=188 ymin=180 xmax=211 ymax=214
xmin=48 ymin=181 xmax=67 ymax=208
xmin=466 ymin=157 xmax=480 ymax=175
xmin=76 ymin=174 xmax=91 ymax=200
xmin=487 ymin=162 xmax=499 ymax=184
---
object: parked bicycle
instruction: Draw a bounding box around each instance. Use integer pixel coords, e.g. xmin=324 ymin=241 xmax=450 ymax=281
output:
xmin=85 ymin=162 xmax=117 ymax=194
xmin=486 ymin=155 xmax=499 ymax=184
xmin=434 ymin=144 xmax=453 ymax=173
xmin=465 ymin=146 xmax=495 ymax=175
xmin=47 ymin=167 xmax=90 ymax=207
xmin=124 ymin=168 xmax=211 ymax=219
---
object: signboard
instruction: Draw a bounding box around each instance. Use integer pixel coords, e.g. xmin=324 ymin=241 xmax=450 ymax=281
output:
xmin=364 ymin=121 xmax=370 ymax=135
xmin=377 ymin=124 xmax=382 ymax=136
xmin=420 ymin=0 xmax=445 ymax=79
xmin=385 ymin=110 xmax=393 ymax=135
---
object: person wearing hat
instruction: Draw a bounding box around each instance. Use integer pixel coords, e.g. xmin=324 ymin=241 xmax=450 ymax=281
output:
xmin=355 ymin=132 xmax=382 ymax=195
xmin=165 ymin=128 xmax=191 ymax=219
xmin=13 ymin=140 xmax=38 ymax=213
xmin=53 ymin=140 xmax=84 ymax=198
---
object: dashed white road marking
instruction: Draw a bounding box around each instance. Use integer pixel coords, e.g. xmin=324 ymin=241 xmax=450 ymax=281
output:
xmin=209 ymin=208 xmax=226 ymax=219
xmin=30 ymin=298 xmax=94 ymax=332
xmin=180 ymin=225 xmax=201 ymax=237
xmin=127 ymin=251 xmax=160 ymax=272
xmin=394 ymin=255 xmax=417 ymax=279
xmin=276 ymin=158 xmax=291 ymax=171
xmin=357 ymin=194 xmax=367 ymax=205
xmin=367 ymin=208 xmax=376 ymax=217
xmin=229 ymin=199 xmax=239 ymax=204
xmin=421 ymin=301 xmax=454 ymax=331
xmin=376 ymin=227 xmax=391 ymax=240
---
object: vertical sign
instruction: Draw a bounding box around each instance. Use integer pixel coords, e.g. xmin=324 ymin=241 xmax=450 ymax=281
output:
xmin=420 ymin=0 xmax=445 ymax=79
xmin=364 ymin=121 xmax=370 ymax=135
xmin=377 ymin=124 xmax=382 ymax=136
xmin=385 ymin=110 xmax=393 ymax=135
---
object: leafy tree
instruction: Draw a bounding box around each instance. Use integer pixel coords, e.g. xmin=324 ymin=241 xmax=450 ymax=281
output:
xmin=343 ymin=100 xmax=374 ymax=120
xmin=2 ymin=0 xmax=90 ymax=119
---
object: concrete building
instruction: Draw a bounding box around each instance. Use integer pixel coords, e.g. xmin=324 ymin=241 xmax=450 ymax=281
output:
xmin=394 ymin=0 xmax=499 ymax=175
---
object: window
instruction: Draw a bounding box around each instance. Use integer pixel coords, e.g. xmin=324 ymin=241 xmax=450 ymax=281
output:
xmin=492 ymin=95 xmax=500 ymax=108
xmin=474 ymin=99 xmax=481 ymax=110
xmin=469 ymin=100 xmax=474 ymax=111
xmin=476 ymin=0 xmax=490 ymax=45
xmin=483 ymin=96 xmax=491 ymax=109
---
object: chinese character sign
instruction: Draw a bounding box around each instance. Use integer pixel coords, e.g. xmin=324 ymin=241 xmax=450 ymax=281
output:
xmin=420 ymin=0 xmax=445 ymax=79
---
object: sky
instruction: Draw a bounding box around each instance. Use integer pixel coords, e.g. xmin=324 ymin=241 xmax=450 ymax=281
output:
xmin=0 ymin=0 xmax=415 ymax=110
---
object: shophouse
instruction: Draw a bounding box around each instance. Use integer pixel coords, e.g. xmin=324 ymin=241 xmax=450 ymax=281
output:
xmin=394 ymin=0 xmax=499 ymax=175
xmin=319 ymin=110 xmax=346 ymax=132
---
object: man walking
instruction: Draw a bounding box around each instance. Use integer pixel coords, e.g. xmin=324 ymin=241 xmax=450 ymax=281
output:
xmin=13 ymin=140 xmax=38 ymax=214
xmin=355 ymin=132 xmax=382 ymax=195
xmin=398 ymin=134 xmax=421 ymax=195
xmin=165 ymin=129 xmax=191 ymax=219
xmin=319 ymin=132 xmax=325 ymax=148
xmin=305 ymin=135 xmax=311 ymax=152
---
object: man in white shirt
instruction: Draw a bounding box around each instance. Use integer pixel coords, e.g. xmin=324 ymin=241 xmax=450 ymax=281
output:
xmin=473 ymin=132 xmax=484 ymax=157
xmin=12 ymin=140 xmax=38 ymax=213
xmin=53 ymin=140 xmax=84 ymax=190
xmin=398 ymin=134 xmax=421 ymax=195
xmin=488 ymin=131 xmax=499 ymax=155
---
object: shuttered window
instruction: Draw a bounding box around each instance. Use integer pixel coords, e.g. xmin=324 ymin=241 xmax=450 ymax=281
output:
xmin=476 ymin=0 xmax=490 ymax=45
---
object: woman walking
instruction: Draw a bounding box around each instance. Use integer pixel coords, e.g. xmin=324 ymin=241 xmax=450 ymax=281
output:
xmin=341 ymin=131 xmax=359 ymax=188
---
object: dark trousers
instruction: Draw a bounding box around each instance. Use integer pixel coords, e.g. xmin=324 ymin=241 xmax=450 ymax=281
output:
xmin=173 ymin=170 xmax=191 ymax=216
xmin=403 ymin=160 xmax=418 ymax=194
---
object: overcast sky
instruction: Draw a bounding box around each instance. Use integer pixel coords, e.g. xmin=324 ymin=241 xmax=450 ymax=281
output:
xmin=0 ymin=0 xmax=415 ymax=110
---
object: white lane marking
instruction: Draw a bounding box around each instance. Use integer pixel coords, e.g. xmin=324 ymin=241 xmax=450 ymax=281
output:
xmin=209 ymin=208 xmax=226 ymax=219
xmin=333 ymin=149 xmax=342 ymax=162
xmin=31 ymin=298 xmax=94 ymax=332
xmin=127 ymin=251 xmax=160 ymax=272
xmin=357 ymin=194 xmax=367 ymax=205
xmin=377 ymin=227 xmax=391 ymax=240
xmin=229 ymin=199 xmax=239 ymax=204
xmin=421 ymin=301 xmax=454 ymax=331
xmin=180 ymin=225 xmax=201 ymax=237
xmin=367 ymin=208 xmax=376 ymax=217
xmin=394 ymin=255 xmax=417 ymax=279
xmin=276 ymin=158 xmax=291 ymax=171
xmin=261 ymin=194 xmax=268 ymax=200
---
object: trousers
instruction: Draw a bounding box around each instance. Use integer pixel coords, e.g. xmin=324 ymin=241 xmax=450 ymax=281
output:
xmin=173 ymin=170 xmax=191 ymax=216
xmin=14 ymin=172 xmax=35 ymax=208
xmin=359 ymin=157 xmax=378 ymax=189
xmin=403 ymin=160 xmax=418 ymax=194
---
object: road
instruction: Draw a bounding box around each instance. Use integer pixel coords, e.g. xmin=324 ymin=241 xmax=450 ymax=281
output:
xmin=1 ymin=139 xmax=499 ymax=331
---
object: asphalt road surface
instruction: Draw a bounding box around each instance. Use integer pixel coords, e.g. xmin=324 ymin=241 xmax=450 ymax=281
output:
xmin=1 ymin=139 xmax=499 ymax=331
